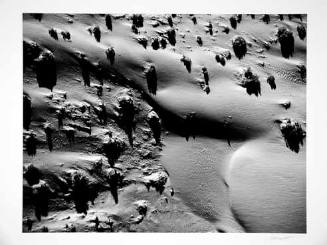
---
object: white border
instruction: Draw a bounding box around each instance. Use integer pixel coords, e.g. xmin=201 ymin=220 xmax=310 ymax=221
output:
xmin=1 ymin=0 xmax=327 ymax=244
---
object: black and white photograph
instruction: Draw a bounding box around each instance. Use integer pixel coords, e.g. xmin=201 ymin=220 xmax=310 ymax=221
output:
xmin=22 ymin=12 xmax=306 ymax=233
xmin=1 ymin=0 xmax=327 ymax=244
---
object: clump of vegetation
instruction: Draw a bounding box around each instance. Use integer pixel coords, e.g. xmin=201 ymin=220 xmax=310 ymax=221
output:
xmin=167 ymin=28 xmax=176 ymax=46
xmin=132 ymin=14 xmax=144 ymax=27
xmin=61 ymin=31 xmax=71 ymax=41
xmin=102 ymin=135 xmax=126 ymax=166
xmin=25 ymin=132 xmax=37 ymax=156
xmin=237 ymin=14 xmax=242 ymax=23
xmin=262 ymin=14 xmax=270 ymax=24
xmin=215 ymin=54 xmax=226 ymax=66
xmin=232 ymin=36 xmax=247 ymax=59
xmin=267 ymin=75 xmax=276 ymax=90
xmin=151 ymin=37 xmax=160 ymax=50
xmin=297 ymin=25 xmax=306 ymax=40
xmin=147 ymin=110 xmax=161 ymax=144
xmin=240 ymin=67 xmax=261 ymax=96
xmin=280 ymin=118 xmax=306 ymax=153
xmin=208 ymin=22 xmax=213 ymax=35
xmin=160 ymin=37 xmax=167 ymax=48
xmin=145 ymin=65 xmax=158 ymax=95
xmin=196 ymin=35 xmax=202 ymax=46
xmin=137 ymin=36 xmax=148 ymax=48
xmin=202 ymin=67 xmax=209 ymax=84
xmin=184 ymin=112 xmax=196 ymax=141
xmin=168 ymin=16 xmax=173 ymax=27
xmin=24 ymin=164 xmax=42 ymax=186
xmin=32 ymin=180 xmax=53 ymax=221
xmin=34 ymin=50 xmax=57 ymax=91
xmin=30 ymin=14 xmax=43 ymax=21
xmin=93 ymin=26 xmax=101 ymax=42
xmin=104 ymin=167 xmax=125 ymax=204
xmin=117 ymin=95 xmax=136 ymax=146
xmin=143 ymin=171 xmax=168 ymax=194
xmin=180 ymin=55 xmax=192 ymax=72
xmin=134 ymin=200 xmax=149 ymax=216
xmin=105 ymin=14 xmax=112 ymax=30
xmin=277 ymin=27 xmax=294 ymax=58
xmin=222 ymin=26 xmax=230 ymax=34
xmin=131 ymin=24 xmax=138 ymax=34
xmin=230 ymin=16 xmax=237 ymax=29
xmin=23 ymin=40 xmax=42 ymax=69
xmin=48 ymin=28 xmax=58 ymax=40
xmin=78 ymin=53 xmax=91 ymax=87
xmin=191 ymin=16 xmax=197 ymax=24
xmin=297 ymin=64 xmax=306 ymax=81
xmin=106 ymin=47 xmax=115 ymax=65
xmin=23 ymin=93 xmax=32 ymax=130
xmin=69 ymin=171 xmax=96 ymax=214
